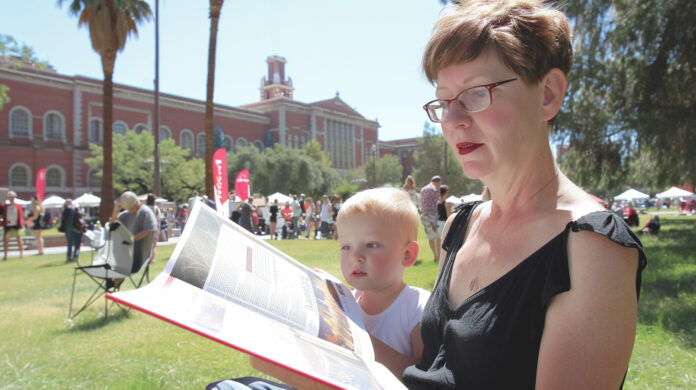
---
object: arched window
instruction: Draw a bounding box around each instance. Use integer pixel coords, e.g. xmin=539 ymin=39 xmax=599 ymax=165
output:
xmin=9 ymin=106 xmax=32 ymax=138
xmin=235 ymin=137 xmax=248 ymax=151
xmin=9 ymin=163 xmax=31 ymax=187
xmin=134 ymin=123 xmax=149 ymax=135
xmin=113 ymin=121 xmax=128 ymax=135
xmin=253 ymin=140 xmax=264 ymax=153
xmin=87 ymin=168 xmax=102 ymax=188
xmin=180 ymin=129 xmax=194 ymax=154
xmin=196 ymin=133 xmax=206 ymax=156
xmin=159 ymin=126 xmax=172 ymax=141
xmin=43 ymin=111 xmax=65 ymax=141
xmin=89 ymin=118 xmax=103 ymax=144
xmin=45 ymin=165 xmax=65 ymax=188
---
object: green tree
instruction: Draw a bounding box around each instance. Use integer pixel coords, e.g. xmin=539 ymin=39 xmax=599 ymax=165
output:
xmin=85 ymin=131 xmax=205 ymax=202
xmin=364 ymin=154 xmax=403 ymax=187
xmin=227 ymin=143 xmax=340 ymax=200
xmin=204 ymin=0 xmax=224 ymax=200
xmin=559 ymin=0 xmax=696 ymax=189
xmin=0 ymin=34 xmax=53 ymax=109
xmin=412 ymin=123 xmax=482 ymax=196
xmin=60 ymin=0 xmax=152 ymax=224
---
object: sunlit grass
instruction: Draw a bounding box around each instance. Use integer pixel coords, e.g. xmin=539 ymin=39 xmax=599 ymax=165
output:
xmin=0 ymin=215 xmax=693 ymax=388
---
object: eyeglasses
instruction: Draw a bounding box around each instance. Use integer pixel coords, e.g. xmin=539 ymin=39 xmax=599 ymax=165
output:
xmin=423 ymin=78 xmax=517 ymax=123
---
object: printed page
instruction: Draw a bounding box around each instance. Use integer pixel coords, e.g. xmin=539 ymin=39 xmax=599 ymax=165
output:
xmin=108 ymin=202 xmax=396 ymax=389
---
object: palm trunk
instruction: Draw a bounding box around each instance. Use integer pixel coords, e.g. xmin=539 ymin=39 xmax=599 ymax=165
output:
xmin=98 ymin=53 xmax=116 ymax=225
xmin=204 ymin=0 xmax=224 ymax=199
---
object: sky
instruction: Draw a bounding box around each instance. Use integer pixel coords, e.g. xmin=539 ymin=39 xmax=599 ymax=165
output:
xmin=1 ymin=1 xmax=448 ymax=141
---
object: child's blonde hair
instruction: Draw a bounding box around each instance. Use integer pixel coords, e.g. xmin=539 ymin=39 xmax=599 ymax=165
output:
xmin=337 ymin=188 xmax=419 ymax=242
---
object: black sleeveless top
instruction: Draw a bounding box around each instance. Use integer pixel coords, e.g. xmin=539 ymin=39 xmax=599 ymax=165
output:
xmin=402 ymin=202 xmax=647 ymax=389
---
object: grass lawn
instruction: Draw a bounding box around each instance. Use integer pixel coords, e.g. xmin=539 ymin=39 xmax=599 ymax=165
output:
xmin=0 ymin=214 xmax=694 ymax=389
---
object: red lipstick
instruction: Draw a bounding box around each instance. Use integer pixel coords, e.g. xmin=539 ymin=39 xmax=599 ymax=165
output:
xmin=456 ymin=142 xmax=482 ymax=155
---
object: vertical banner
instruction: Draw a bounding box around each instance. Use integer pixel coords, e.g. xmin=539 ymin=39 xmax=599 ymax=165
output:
xmin=212 ymin=148 xmax=229 ymax=216
xmin=36 ymin=168 xmax=46 ymax=202
xmin=235 ymin=169 xmax=250 ymax=201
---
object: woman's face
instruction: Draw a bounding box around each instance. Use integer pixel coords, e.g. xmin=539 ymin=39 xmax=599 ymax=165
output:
xmin=435 ymin=48 xmax=545 ymax=180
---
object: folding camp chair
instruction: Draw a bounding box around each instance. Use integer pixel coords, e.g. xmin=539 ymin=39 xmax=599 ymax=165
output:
xmin=81 ymin=226 xmax=106 ymax=264
xmin=68 ymin=222 xmax=154 ymax=320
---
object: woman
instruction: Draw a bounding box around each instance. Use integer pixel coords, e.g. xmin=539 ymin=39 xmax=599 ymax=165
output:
xmin=318 ymin=195 xmax=332 ymax=240
xmin=399 ymin=1 xmax=647 ymax=389
xmin=303 ymin=196 xmax=314 ymax=239
xmin=437 ymin=184 xmax=451 ymax=238
xmin=25 ymin=195 xmax=45 ymax=255
xmin=269 ymin=199 xmax=279 ymax=240
xmin=236 ymin=198 xmax=256 ymax=234
xmin=402 ymin=175 xmax=420 ymax=212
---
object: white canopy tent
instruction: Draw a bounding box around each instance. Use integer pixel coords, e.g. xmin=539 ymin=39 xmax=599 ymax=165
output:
xmin=460 ymin=193 xmax=483 ymax=203
xmin=43 ymin=195 xmax=66 ymax=208
xmin=656 ymin=186 xmax=694 ymax=199
xmin=267 ymin=192 xmax=293 ymax=205
xmin=614 ymin=188 xmax=649 ymax=201
xmin=445 ymin=195 xmax=462 ymax=205
xmin=4 ymin=198 xmax=30 ymax=205
xmin=73 ymin=193 xmax=101 ymax=207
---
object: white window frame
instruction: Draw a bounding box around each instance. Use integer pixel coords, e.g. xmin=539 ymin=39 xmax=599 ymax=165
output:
xmin=159 ymin=125 xmax=172 ymax=141
xmin=89 ymin=117 xmax=104 ymax=145
xmin=43 ymin=110 xmax=66 ymax=142
xmin=196 ymin=132 xmax=206 ymax=156
xmin=45 ymin=164 xmax=66 ymax=189
xmin=113 ymin=120 xmax=129 ymax=135
xmin=9 ymin=106 xmax=33 ymax=140
xmin=8 ymin=162 xmax=32 ymax=188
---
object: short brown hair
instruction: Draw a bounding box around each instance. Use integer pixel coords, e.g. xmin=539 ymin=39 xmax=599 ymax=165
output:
xmin=423 ymin=0 xmax=572 ymax=85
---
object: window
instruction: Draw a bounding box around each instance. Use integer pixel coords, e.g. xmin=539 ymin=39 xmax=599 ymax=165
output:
xmin=46 ymin=166 xmax=64 ymax=188
xmin=89 ymin=118 xmax=103 ymax=144
xmin=326 ymin=120 xmax=355 ymax=169
xmin=235 ymin=137 xmax=248 ymax=151
xmin=113 ymin=121 xmax=128 ymax=135
xmin=253 ymin=140 xmax=264 ymax=153
xmin=9 ymin=163 xmax=30 ymax=187
xmin=87 ymin=169 xmax=102 ymax=188
xmin=197 ymin=133 xmax=206 ymax=156
xmin=43 ymin=111 xmax=64 ymax=141
xmin=9 ymin=107 xmax=32 ymax=138
xmin=180 ymin=129 xmax=194 ymax=154
xmin=134 ymin=123 xmax=149 ymax=135
xmin=301 ymin=136 xmax=306 ymax=147
xmin=159 ymin=126 xmax=172 ymax=141
xmin=224 ymin=136 xmax=233 ymax=152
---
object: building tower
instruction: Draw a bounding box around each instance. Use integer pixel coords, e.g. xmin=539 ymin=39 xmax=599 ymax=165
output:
xmin=259 ymin=55 xmax=294 ymax=100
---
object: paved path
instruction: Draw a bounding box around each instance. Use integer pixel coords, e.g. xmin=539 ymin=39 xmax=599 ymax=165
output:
xmin=3 ymin=236 xmax=181 ymax=260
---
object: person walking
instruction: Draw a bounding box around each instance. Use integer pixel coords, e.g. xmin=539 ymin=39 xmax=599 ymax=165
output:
xmin=290 ymin=195 xmax=302 ymax=239
xmin=419 ymin=175 xmax=442 ymax=261
xmin=303 ymin=196 xmax=314 ymax=239
xmin=319 ymin=195 xmax=332 ymax=240
xmin=24 ymin=195 xmax=45 ymax=255
xmin=236 ymin=198 xmax=256 ymax=234
xmin=269 ymin=199 xmax=279 ymax=239
xmin=402 ymin=175 xmax=420 ymax=213
xmin=2 ymin=191 xmax=25 ymax=260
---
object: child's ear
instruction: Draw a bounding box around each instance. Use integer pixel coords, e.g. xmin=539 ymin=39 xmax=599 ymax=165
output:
xmin=402 ymin=241 xmax=419 ymax=267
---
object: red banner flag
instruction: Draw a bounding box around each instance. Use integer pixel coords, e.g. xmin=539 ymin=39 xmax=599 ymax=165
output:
xmin=212 ymin=148 xmax=229 ymax=215
xmin=234 ymin=169 xmax=250 ymax=201
xmin=36 ymin=168 xmax=46 ymax=202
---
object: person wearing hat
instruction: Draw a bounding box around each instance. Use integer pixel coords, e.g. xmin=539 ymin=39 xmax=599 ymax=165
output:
xmin=420 ymin=175 xmax=442 ymax=261
xmin=2 ymin=191 xmax=25 ymax=260
xmin=108 ymin=191 xmax=158 ymax=287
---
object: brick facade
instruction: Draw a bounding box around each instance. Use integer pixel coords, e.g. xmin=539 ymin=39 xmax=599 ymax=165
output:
xmin=1 ymin=56 xmax=388 ymax=199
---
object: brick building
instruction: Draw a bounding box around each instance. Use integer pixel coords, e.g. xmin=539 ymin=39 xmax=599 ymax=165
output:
xmin=0 ymin=55 xmax=411 ymax=200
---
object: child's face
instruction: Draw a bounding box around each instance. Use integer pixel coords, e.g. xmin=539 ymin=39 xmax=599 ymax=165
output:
xmin=338 ymin=214 xmax=410 ymax=292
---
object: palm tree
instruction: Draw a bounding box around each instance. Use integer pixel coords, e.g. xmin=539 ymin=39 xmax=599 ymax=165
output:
xmin=205 ymin=0 xmax=224 ymax=199
xmin=59 ymin=0 xmax=152 ymax=224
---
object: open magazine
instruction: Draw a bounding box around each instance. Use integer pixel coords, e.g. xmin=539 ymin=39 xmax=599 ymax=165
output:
xmin=107 ymin=202 xmax=405 ymax=390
